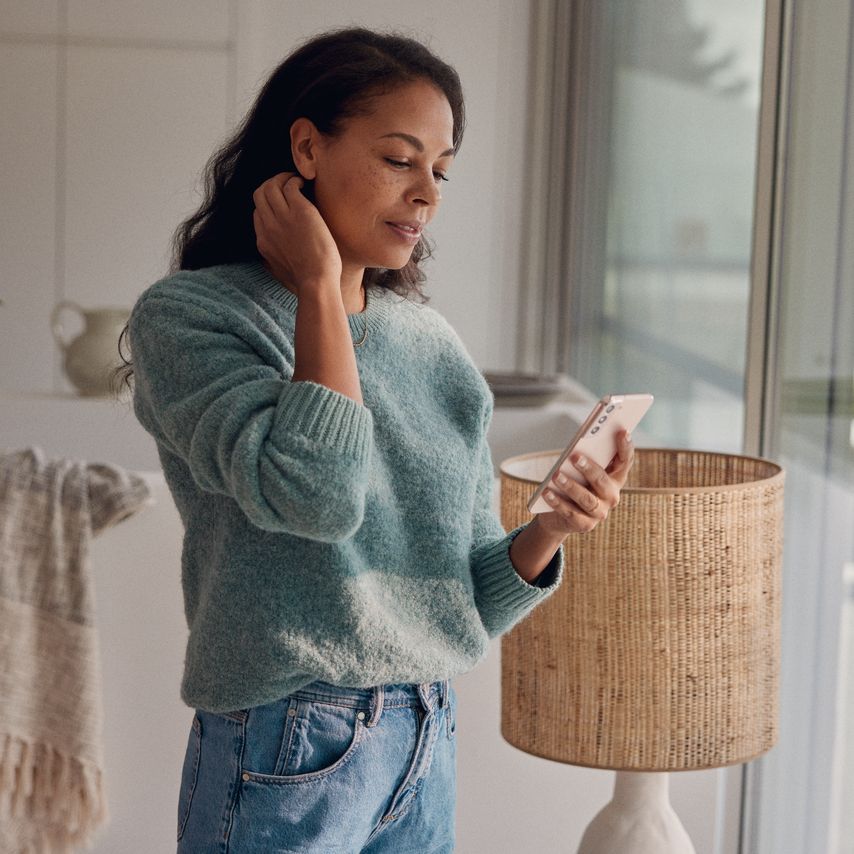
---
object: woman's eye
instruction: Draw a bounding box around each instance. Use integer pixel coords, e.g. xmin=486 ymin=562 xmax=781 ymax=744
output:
xmin=385 ymin=158 xmax=449 ymax=183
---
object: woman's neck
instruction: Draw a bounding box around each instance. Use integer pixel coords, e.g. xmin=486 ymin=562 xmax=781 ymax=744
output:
xmin=339 ymin=265 xmax=367 ymax=314
xmin=262 ymin=261 xmax=366 ymax=314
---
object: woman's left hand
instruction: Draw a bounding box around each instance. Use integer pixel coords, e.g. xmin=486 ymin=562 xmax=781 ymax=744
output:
xmin=535 ymin=430 xmax=635 ymax=539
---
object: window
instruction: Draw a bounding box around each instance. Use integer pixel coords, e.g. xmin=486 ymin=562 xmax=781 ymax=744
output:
xmin=519 ymin=2 xmax=854 ymax=850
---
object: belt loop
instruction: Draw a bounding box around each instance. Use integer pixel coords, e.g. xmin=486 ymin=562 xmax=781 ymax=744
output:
xmin=367 ymin=684 xmax=384 ymax=727
xmin=417 ymin=681 xmax=432 ymax=712
xmin=440 ymin=679 xmax=449 ymax=708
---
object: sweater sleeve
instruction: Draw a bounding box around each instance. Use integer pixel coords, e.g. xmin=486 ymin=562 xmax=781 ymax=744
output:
xmin=469 ymin=418 xmax=564 ymax=639
xmin=128 ymin=285 xmax=373 ymax=542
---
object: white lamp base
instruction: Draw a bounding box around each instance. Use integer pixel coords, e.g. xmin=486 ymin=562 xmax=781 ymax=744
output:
xmin=577 ymin=771 xmax=697 ymax=854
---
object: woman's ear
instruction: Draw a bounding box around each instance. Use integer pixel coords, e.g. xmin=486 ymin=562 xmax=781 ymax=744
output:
xmin=290 ymin=117 xmax=321 ymax=180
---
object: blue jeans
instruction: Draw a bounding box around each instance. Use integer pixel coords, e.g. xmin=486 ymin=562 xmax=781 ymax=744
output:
xmin=176 ymin=679 xmax=457 ymax=852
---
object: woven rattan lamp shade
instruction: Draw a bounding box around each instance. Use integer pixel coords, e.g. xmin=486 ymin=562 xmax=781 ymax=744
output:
xmin=500 ymin=447 xmax=785 ymax=772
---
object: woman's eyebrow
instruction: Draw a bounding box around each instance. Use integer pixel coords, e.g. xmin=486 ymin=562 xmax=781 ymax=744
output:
xmin=378 ymin=132 xmax=455 ymax=158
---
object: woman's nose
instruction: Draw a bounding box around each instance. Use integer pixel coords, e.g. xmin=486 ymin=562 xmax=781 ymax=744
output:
xmin=409 ymin=172 xmax=442 ymax=206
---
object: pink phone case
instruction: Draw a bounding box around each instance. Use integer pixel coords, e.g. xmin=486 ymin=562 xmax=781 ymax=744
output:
xmin=527 ymin=393 xmax=654 ymax=514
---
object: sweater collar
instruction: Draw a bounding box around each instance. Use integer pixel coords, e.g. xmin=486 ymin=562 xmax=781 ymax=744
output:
xmin=242 ymin=261 xmax=397 ymax=345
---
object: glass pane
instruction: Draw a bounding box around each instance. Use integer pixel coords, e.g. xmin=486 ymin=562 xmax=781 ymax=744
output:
xmin=570 ymin=0 xmax=766 ymax=452
xmin=753 ymin=142 xmax=854 ymax=854
xmin=750 ymin=3 xmax=854 ymax=849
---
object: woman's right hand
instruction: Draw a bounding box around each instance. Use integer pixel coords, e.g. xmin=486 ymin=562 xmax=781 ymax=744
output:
xmin=252 ymin=172 xmax=342 ymax=294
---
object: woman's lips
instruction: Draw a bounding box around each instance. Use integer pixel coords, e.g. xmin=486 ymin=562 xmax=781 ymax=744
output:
xmin=386 ymin=222 xmax=422 ymax=244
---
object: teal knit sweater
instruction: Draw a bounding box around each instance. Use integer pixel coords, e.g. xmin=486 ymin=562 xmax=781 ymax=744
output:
xmin=128 ymin=262 xmax=564 ymax=713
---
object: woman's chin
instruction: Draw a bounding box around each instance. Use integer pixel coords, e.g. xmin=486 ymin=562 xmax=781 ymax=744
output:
xmin=365 ymin=251 xmax=415 ymax=272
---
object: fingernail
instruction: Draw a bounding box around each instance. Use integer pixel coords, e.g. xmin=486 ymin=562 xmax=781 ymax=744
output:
xmin=575 ymin=455 xmax=587 ymax=469
xmin=625 ymin=432 xmax=632 ymax=443
xmin=545 ymin=489 xmax=557 ymax=504
xmin=555 ymin=473 xmax=567 ymax=486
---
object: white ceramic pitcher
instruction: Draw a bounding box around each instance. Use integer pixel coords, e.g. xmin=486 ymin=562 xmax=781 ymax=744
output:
xmin=50 ymin=301 xmax=130 ymax=396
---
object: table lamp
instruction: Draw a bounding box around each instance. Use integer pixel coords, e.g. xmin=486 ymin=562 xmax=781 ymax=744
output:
xmin=499 ymin=448 xmax=785 ymax=854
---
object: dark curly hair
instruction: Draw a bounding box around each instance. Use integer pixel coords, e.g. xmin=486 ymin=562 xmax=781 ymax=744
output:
xmin=113 ymin=26 xmax=465 ymax=395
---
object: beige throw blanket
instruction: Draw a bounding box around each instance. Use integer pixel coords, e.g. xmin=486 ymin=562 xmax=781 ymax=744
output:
xmin=0 ymin=447 xmax=152 ymax=853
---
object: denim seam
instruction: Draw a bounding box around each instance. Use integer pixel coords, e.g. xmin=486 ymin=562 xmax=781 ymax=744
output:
xmin=274 ymin=700 xmax=299 ymax=776
xmin=291 ymin=693 xmax=427 ymax=711
xmin=289 ymin=692 xmax=375 ymax=709
xmin=241 ymin=719 xmax=366 ymax=785
xmin=222 ymin=716 xmax=246 ymax=852
xmin=382 ymin=705 xmax=435 ymax=821
xmin=176 ymin=715 xmax=202 ymax=842
xmin=220 ymin=710 xmax=248 ymax=722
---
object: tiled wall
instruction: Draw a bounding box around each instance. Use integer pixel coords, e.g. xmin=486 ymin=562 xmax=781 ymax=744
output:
xmin=0 ymin=0 xmax=236 ymax=393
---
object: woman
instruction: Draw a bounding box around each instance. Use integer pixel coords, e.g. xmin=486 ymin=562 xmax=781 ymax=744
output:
xmin=119 ymin=27 xmax=634 ymax=853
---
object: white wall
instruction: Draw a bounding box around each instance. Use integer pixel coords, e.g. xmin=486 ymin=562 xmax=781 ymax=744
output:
xmin=0 ymin=1 xmax=724 ymax=851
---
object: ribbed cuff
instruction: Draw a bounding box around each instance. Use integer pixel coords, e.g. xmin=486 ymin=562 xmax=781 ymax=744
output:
xmin=272 ymin=380 xmax=373 ymax=462
xmin=473 ymin=523 xmax=565 ymax=608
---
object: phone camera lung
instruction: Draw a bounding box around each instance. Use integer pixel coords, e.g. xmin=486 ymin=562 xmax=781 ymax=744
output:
xmin=597 ymin=415 xmax=607 ymax=424
xmin=591 ymin=425 xmax=600 ymax=434
xmin=605 ymin=405 xmax=615 ymax=413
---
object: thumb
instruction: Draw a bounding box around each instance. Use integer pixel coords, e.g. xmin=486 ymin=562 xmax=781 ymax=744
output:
xmin=282 ymin=174 xmax=309 ymax=205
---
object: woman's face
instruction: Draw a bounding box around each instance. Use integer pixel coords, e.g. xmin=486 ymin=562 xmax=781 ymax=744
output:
xmin=304 ymin=79 xmax=456 ymax=275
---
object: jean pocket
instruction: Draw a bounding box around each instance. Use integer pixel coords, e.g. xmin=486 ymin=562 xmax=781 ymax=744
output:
xmin=177 ymin=714 xmax=202 ymax=841
xmin=241 ymin=697 xmax=366 ymax=785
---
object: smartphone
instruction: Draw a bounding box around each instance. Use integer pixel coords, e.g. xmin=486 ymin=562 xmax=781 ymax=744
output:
xmin=526 ymin=393 xmax=654 ymax=514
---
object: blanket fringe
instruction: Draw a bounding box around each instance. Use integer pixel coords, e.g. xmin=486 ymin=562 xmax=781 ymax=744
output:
xmin=0 ymin=733 xmax=108 ymax=853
